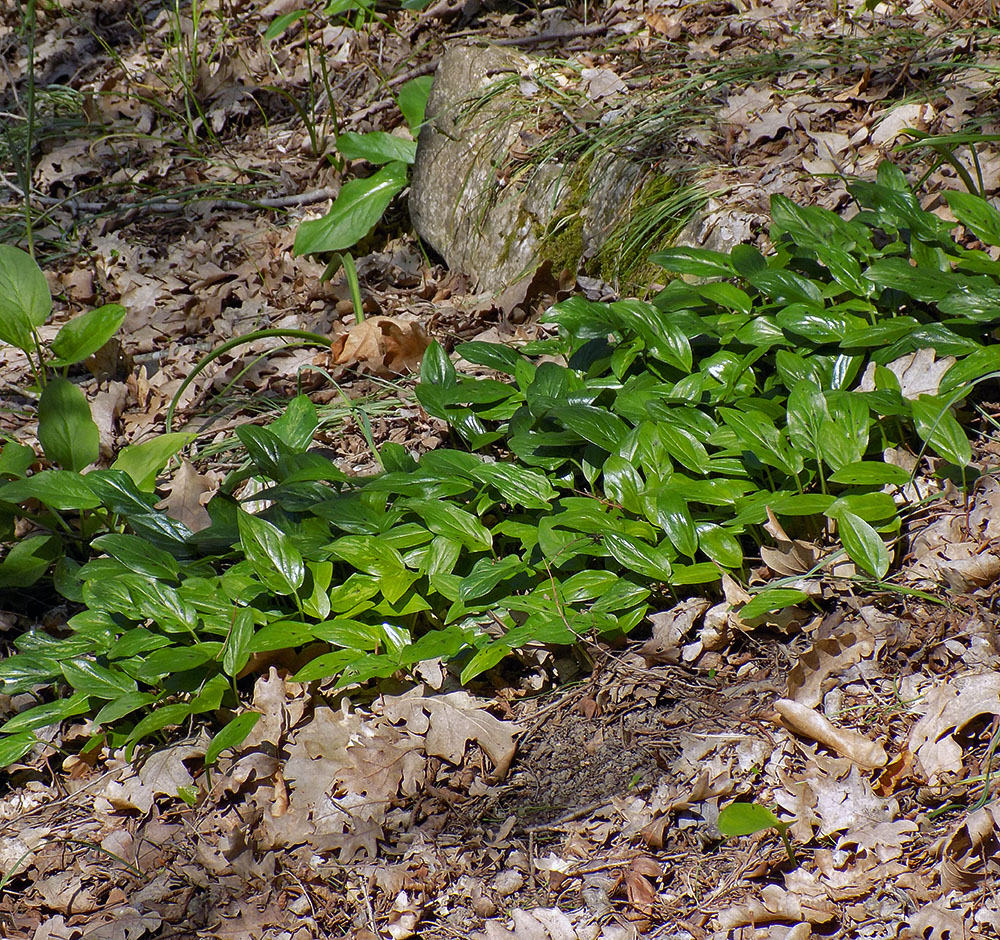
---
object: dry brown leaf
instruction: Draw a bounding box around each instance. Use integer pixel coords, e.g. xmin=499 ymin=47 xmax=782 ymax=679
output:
xmin=472 ymin=907 xmax=578 ymax=940
xmin=379 ymin=686 xmax=519 ymax=778
xmin=786 ymin=626 xmax=875 ymax=708
xmin=330 ymin=315 xmax=428 ymax=376
xmin=639 ymin=598 xmax=710 ymax=665
xmin=156 ymin=458 xmax=216 ymax=532
xmin=775 ymin=699 xmax=887 ymax=770
xmin=935 ymin=805 xmax=1000 ymax=891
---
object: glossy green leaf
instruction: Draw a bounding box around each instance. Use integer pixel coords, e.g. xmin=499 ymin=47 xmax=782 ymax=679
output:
xmin=458 ymin=555 xmax=525 ymax=600
xmin=205 ymin=711 xmax=261 ymax=766
xmin=739 ymin=588 xmax=810 ymax=620
xmin=651 ymin=489 xmax=697 ymax=558
xmin=0 ymin=470 xmax=99 ymax=511
xmin=911 ymin=395 xmax=972 ymax=466
xmin=0 ymin=692 xmax=90 ymax=733
xmin=650 ymin=246 xmax=734 ymax=278
xmin=237 ymin=508 xmax=305 ymax=595
xmin=603 ymin=533 xmax=672 ymax=581
xmin=697 ymin=523 xmax=743 ymax=568
xmin=0 ymin=244 xmax=50 ymax=351
xmin=49 ymin=304 xmax=127 ymax=366
xmin=945 ymin=190 xmax=1000 ymax=247
xmin=718 ymin=802 xmax=784 ymax=837
xmin=37 ymin=377 xmax=99 ymax=472
xmin=60 ymin=660 xmax=137 ymax=699
xmin=90 ymin=533 xmax=179 ymax=580
xmin=830 ymin=509 xmax=890 ymax=578
xmin=400 ymin=498 xmax=492 ymax=551
xmin=293 ymin=162 xmax=408 ymax=255
xmin=222 ymin=607 xmax=254 ymax=677
xmin=0 ymin=732 xmax=38 ymax=767
xmin=397 ymin=75 xmax=433 ymax=131
xmin=337 ymin=131 xmax=416 ymax=165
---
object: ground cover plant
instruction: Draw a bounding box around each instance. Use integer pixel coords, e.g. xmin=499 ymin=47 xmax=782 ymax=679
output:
xmin=2 ymin=161 xmax=997 ymax=768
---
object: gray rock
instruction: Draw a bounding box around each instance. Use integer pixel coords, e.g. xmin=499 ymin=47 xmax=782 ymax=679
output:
xmin=409 ymin=44 xmax=650 ymax=295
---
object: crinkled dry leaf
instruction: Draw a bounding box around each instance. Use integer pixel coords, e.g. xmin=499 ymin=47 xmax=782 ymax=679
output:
xmin=908 ymin=673 xmax=1000 ymax=783
xmin=330 ymin=315 xmax=428 ymax=376
xmin=935 ymin=805 xmax=1000 ymax=891
xmin=101 ymin=740 xmax=205 ymax=813
xmin=775 ymin=699 xmax=887 ymax=770
xmin=639 ymin=599 xmax=710 ymax=665
xmin=787 ymin=625 xmax=875 ymax=708
xmin=472 ymin=907 xmax=577 ymax=940
xmin=156 ymin=458 xmax=216 ymax=532
xmin=379 ymin=686 xmax=519 ymax=778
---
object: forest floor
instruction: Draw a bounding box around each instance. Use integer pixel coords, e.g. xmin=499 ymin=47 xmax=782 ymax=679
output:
xmin=2 ymin=0 xmax=1000 ymax=937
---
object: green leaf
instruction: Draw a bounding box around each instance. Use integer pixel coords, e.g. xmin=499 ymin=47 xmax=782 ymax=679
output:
xmin=337 ymin=131 xmax=416 ymax=165
xmin=603 ymin=533 xmax=672 ymax=581
xmin=397 ymin=75 xmax=433 ymax=131
xmin=469 ymin=461 xmax=557 ymax=510
xmin=718 ymin=802 xmax=784 ymax=837
xmin=329 ymin=534 xmax=406 ymax=577
xmin=828 ymin=461 xmax=910 ymax=485
xmin=0 ymin=534 xmax=61 ymax=587
xmin=263 ymin=8 xmax=308 ymax=40
xmin=48 ymin=304 xmax=127 ymax=366
xmin=237 ymin=509 xmax=305 ymax=595
xmin=551 ymin=404 xmax=629 ymax=452
xmin=111 ymin=433 xmax=194 ymax=491
xmin=0 ymin=731 xmax=37 ymax=767
xmin=90 ymin=533 xmax=179 ymax=580
xmin=94 ymin=691 xmax=160 ymax=726
xmin=420 ymin=340 xmax=457 ymax=388
xmin=293 ymin=162 xmax=408 ymax=255
xmin=222 ymin=608 xmax=254 ymax=677
xmin=0 ymin=244 xmax=50 ymax=351
xmin=60 ymin=660 xmax=137 ymax=699
xmin=205 ymin=712 xmax=261 ymax=766
xmin=863 ymin=258 xmax=952 ymax=302
xmin=651 ymin=489 xmax=697 ymax=558
xmin=739 ymin=588 xmax=809 ymax=620
xmin=270 ymin=394 xmax=319 ymax=451
xmin=37 ymin=377 xmax=99 ymax=472
xmin=400 ymin=498 xmax=492 ymax=551
xmin=651 ymin=246 xmax=734 ymax=278
xmin=0 ymin=693 xmax=90 ymax=733
xmin=0 ymin=470 xmax=99 ymax=510
xmin=458 ymin=555 xmax=525 ymax=600
xmin=945 ymin=190 xmax=1000 ymax=247
xmin=829 ymin=509 xmax=890 ymax=579
xmin=911 ymin=395 xmax=972 ymax=466
xmin=697 ymin=523 xmax=743 ymax=568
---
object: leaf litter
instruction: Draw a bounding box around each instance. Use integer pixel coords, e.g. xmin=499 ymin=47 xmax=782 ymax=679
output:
xmin=3 ymin=0 xmax=1000 ymax=936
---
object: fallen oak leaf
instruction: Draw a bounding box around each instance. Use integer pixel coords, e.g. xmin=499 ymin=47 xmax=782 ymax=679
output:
xmin=331 ymin=315 xmax=428 ymax=376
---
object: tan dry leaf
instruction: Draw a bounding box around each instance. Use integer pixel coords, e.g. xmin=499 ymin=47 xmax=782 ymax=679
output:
xmin=908 ymin=673 xmax=1000 ymax=783
xmin=858 ymin=348 xmax=955 ymax=400
xmin=379 ymin=686 xmax=519 ymax=778
xmin=101 ymin=741 xmax=205 ymax=813
xmin=775 ymin=699 xmax=887 ymax=770
xmin=935 ymin=804 xmax=1000 ymax=891
xmin=472 ymin=907 xmax=578 ymax=940
xmin=903 ymin=900 xmax=972 ymax=940
xmin=156 ymin=458 xmax=216 ymax=532
xmin=89 ymin=381 xmax=129 ymax=459
xmin=639 ymin=598 xmax=710 ymax=665
xmin=787 ymin=626 xmax=875 ymax=708
xmin=331 ymin=315 xmax=428 ymax=376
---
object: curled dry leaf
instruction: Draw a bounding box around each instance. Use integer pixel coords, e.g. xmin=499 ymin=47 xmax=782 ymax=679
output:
xmin=156 ymin=458 xmax=216 ymax=532
xmin=786 ymin=625 xmax=875 ymax=708
xmin=774 ymin=699 xmax=887 ymax=770
xmin=639 ymin=598 xmax=710 ymax=665
xmin=935 ymin=805 xmax=1000 ymax=892
xmin=330 ymin=315 xmax=429 ymax=376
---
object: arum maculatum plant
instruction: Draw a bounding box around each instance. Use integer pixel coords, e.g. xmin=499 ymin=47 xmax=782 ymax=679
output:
xmin=1 ymin=161 xmax=997 ymax=767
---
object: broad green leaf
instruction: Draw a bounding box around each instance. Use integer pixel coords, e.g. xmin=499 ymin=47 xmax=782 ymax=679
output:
xmin=90 ymin=533 xmax=179 ymax=580
xmin=0 ymin=441 xmax=35 ymax=479
xmin=270 ymin=394 xmax=319 ymax=451
xmin=602 ymin=455 xmax=643 ymax=513
xmin=911 ymin=395 xmax=972 ymax=466
xmin=337 ymin=131 xmax=416 ymax=165
xmin=828 ymin=461 xmax=910 ymax=485
xmin=0 ymin=534 xmax=61 ymax=587
xmin=718 ymin=802 xmax=784 ymax=837
xmin=85 ymin=470 xmax=194 ymax=548
xmin=329 ymin=534 xmax=406 ymax=577
xmin=651 ymin=489 xmax=697 ymax=558
xmin=830 ymin=509 xmax=890 ymax=578
xmin=0 ymin=732 xmax=37 ymax=767
xmin=458 ymin=555 xmax=525 ymax=600
xmin=0 ymin=651 xmax=62 ymax=694
xmin=469 ymin=461 xmax=557 ymax=509
xmin=420 ymin=339 xmax=457 ymax=388
xmin=48 ymin=304 xmax=127 ymax=366
xmin=945 ymin=190 xmax=1000 ymax=247
xmin=397 ymin=75 xmax=433 ymax=131
xmin=293 ymin=162 xmax=408 ymax=255
xmin=603 ymin=533 xmax=672 ymax=581
xmin=551 ymin=404 xmax=629 ymax=452
xmin=0 ymin=244 xmax=50 ymax=351
xmin=739 ymin=588 xmax=809 ymax=621
xmin=205 ymin=712 xmax=261 ymax=766
xmin=237 ymin=508 xmax=305 ymax=595
xmin=37 ymin=377 xmax=99 ymax=472
xmin=459 ymin=641 xmax=512 ymax=684
xmin=400 ymin=498 xmax=492 ymax=551
xmin=0 ymin=470 xmax=99 ymax=510
xmin=94 ymin=691 xmax=160 ymax=726
xmin=126 ymin=702 xmax=196 ymax=745
xmin=110 ymin=432 xmax=195 ymax=491
xmin=746 ymin=268 xmax=823 ymax=305
xmin=863 ymin=258 xmax=952 ymax=302
xmin=222 ymin=607 xmax=254 ymax=677
xmin=650 ymin=246 xmax=734 ymax=278
xmin=134 ymin=645 xmax=214 ymax=681
xmin=293 ymin=649 xmax=366 ymax=682
xmin=60 ymin=660 xmax=137 ymax=699
xmin=0 ymin=692 xmax=90 ymax=733
xmin=655 ymin=425 xmax=709 ymax=475
xmin=697 ymin=523 xmax=743 ymax=568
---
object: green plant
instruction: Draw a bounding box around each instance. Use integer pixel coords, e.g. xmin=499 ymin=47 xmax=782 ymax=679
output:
xmin=292 ymin=75 xmax=432 ymax=256
xmin=0 ymin=245 xmax=191 ymax=589
xmin=2 ymin=162 xmax=998 ymax=773
xmin=717 ymin=802 xmax=798 ymax=865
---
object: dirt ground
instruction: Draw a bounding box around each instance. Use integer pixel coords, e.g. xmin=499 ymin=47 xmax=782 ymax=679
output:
xmin=3 ymin=0 xmax=1000 ymax=937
